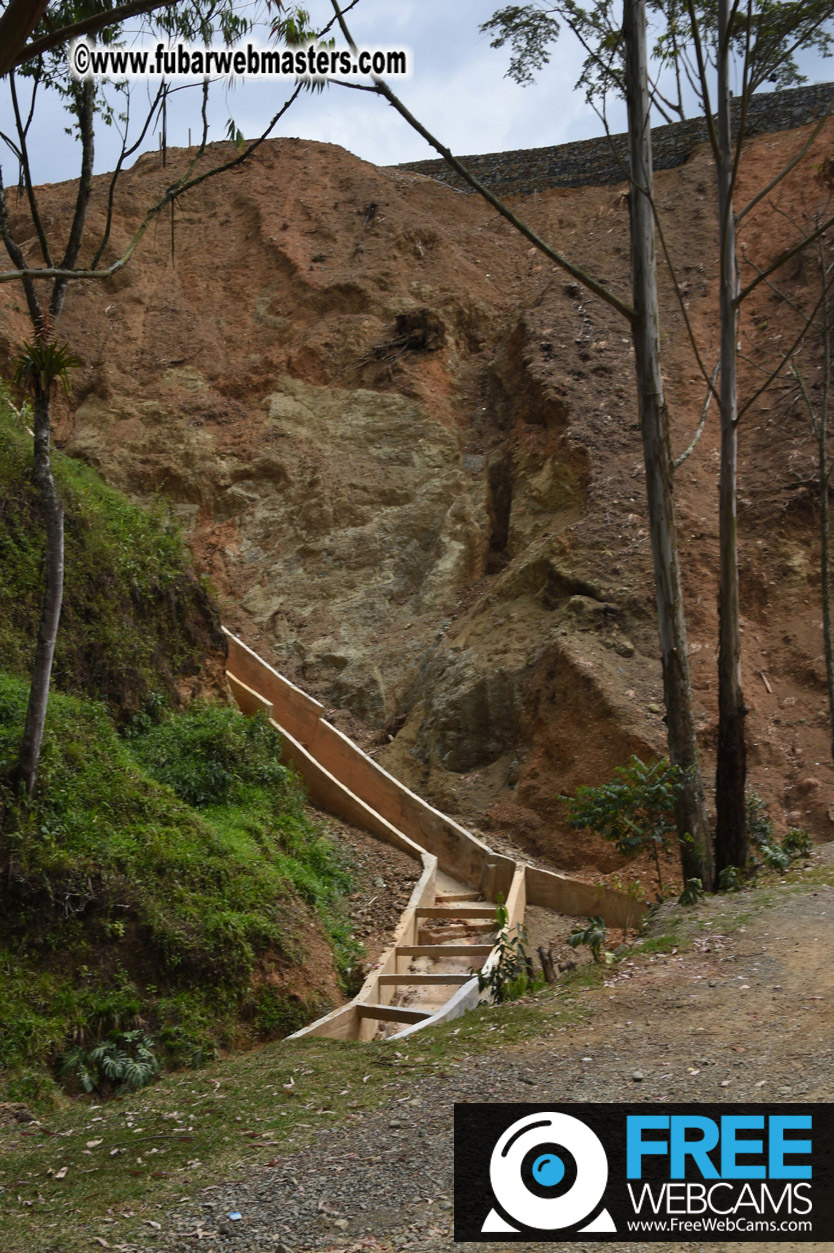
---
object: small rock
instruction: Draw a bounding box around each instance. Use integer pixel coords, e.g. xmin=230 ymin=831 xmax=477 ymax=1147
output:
xmin=647 ymin=703 xmax=663 ymax=715
xmin=632 ymin=1071 xmax=644 ymax=1082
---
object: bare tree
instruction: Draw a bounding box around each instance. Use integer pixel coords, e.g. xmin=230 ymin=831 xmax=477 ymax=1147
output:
xmin=0 ymin=4 xmax=313 ymax=793
xmin=623 ymin=0 xmax=711 ymax=882
xmin=482 ymin=0 xmax=834 ymax=875
xmin=767 ymin=207 xmax=834 ymax=764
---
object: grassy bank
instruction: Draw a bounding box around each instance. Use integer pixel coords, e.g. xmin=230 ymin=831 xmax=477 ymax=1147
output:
xmin=0 ymin=386 xmax=359 ymax=1105
xmin=0 ymin=385 xmax=222 ymax=719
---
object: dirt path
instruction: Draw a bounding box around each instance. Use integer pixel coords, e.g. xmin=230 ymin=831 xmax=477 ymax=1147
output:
xmin=134 ymin=848 xmax=834 ymax=1253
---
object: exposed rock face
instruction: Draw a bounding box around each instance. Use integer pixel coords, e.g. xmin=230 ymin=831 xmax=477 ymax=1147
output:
xmin=3 ymin=126 xmax=833 ymax=874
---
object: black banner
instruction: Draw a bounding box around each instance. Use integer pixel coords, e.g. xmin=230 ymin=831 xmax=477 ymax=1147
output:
xmin=454 ymin=1103 xmax=834 ymax=1242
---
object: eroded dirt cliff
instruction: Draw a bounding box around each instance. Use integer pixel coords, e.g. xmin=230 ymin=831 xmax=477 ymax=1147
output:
xmin=2 ymin=123 xmax=832 ymax=885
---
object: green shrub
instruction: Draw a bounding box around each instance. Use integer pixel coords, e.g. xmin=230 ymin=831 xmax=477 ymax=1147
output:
xmin=718 ymin=865 xmax=743 ymax=892
xmin=783 ymin=828 xmax=812 ymax=858
xmin=128 ymin=705 xmax=292 ymax=807
xmin=475 ymin=898 xmax=543 ymax=1003
xmin=678 ymin=877 xmax=705 ymax=906
xmin=746 ymin=793 xmax=812 ymax=872
xmin=561 ymin=757 xmax=684 ymax=896
xmin=60 ymin=1029 xmax=159 ymax=1095
xmin=567 ymin=916 xmax=607 ymax=963
xmin=746 ymin=792 xmax=775 ymax=848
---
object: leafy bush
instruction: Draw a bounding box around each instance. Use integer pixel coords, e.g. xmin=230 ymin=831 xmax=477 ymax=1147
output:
xmin=567 ymin=916 xmax=607 ymax=963
xmin=678 ymin=877 xmax=705 ymax=906
xmin=746 ymin=792 xmax=775 ymax=847
xmin=561 ymin=757 xmax=685 ymax=895
xmin=783 ymin=828 xmax=812 ymax=858
xmin=718 ymin=865 xmax=743 ymax=892
xmin=475 ymin=898 xmax=543 ymax=1003
xmin=746 ymin=793 xmax=812 ymax=872
xmin=128 ymin=705 xmax=292 ymax=808
xmin=60 ymin=1030 xmax=159 ymax=1096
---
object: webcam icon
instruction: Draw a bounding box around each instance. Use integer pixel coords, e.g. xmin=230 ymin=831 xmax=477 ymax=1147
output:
xmin=482 ymin=1111 xmax=616 ymax=1233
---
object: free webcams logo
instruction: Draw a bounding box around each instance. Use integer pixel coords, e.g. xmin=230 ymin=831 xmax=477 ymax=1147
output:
xmin=453 ymin=1103 xmax=834 ymax=1242
xmin=481 ymin=1111 xmax=615 ymax=1234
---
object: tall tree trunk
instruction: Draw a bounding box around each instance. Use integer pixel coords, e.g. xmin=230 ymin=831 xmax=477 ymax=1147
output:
xmin=714 ymin=0 xmax=747 ymax=874
xmin=16 ymin=390 xmax=64 ymax=796
xmin=623 ymin=0 xmax=714 ymax=887
xmin=822 ymin=424 xmax=834 ymax=764
xmin=820 ymin=262 xmax=834 ymax=763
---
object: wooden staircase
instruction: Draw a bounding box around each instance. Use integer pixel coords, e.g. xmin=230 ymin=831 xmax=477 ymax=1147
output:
xmin=222 ymin=628 xmax=647 ymax=1042
xmin=357 ymin=888 xmax=499 ymax=1038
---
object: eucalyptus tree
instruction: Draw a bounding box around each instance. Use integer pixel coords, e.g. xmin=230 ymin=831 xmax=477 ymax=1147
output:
xmin=483 ymin=0 xmax=834 ymax=874
xmin=328 ymin=0 xmax=714 ymax=886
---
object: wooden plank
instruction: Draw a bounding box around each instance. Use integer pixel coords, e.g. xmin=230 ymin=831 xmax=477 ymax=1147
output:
xmin=416 ymin=906 xmax=496 ymax=919
xmin=377 ymin=973 xmax=471 ymax=986
xmin=436 ymin=892 xmax=482 ymax=903
xmin=356 ymin=1003 xmax=431 ymax=1024
xmin=396 ymin=944 xmax=493 ymax=958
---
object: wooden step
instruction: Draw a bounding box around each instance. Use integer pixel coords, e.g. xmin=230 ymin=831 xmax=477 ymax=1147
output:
xmin=357 ymin=1003 xmax=432 ymax=1024
xmin=436 ymin=892 xmax=482 ymax=903
xmin=396 ymin=944 xmax=494 ymax=958
xmin=377 ymin=972 xmax=472 ymax=986
xmin=416 ymin=906 xmax=496 ymax=919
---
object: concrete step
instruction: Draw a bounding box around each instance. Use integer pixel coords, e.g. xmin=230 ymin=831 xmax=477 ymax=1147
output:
xmin=377 ymin=973 xmax=471 ymax=986
xmin=396 ymin=943 xmax=494 ymax=959
xmin=416 ymin=906 xmax=496 ymax=919
xmin=356 ymin=1003 xmax=432 ymax=1024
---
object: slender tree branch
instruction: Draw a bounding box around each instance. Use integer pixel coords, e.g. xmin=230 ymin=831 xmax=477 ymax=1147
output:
xmin=51 ymin=79 xmax=96 ymax=323
xmin=13 ymin=0 xmax=180 ymax=71
xmin=737 ymin=101 xmax=834 ymax=223
xmin=0 ymin=83 xmax=304 ymax=289
xmin=91 ymin=81 xmax=166 ymax=269
xmin=652 ymin=195 xmax=719 ymax=393
xmin=737 ymin=283 xmax=826 ymax=420
xmin=0 ymin=164 xmax=43 ymax=327
xmin=682 ymin=0 xmax=719 ymax=160
xmin=9 ymin=71 xmax=53 ymax=268
xmin=674 ymin=359 xmax=720 ymax=467
xmin=738 ymin=212 xmax=834 ymax=303
xmin=329 ymin=0 xmax=635 ymax=322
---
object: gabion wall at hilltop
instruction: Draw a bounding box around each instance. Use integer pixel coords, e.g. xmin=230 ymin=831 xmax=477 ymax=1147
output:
xmin=396 ymin=83 xmax=834 ymax=196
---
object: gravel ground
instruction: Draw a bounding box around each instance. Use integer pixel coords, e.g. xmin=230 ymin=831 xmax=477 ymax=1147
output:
xmin=117 ymin=852 xmax=834 ymax=1253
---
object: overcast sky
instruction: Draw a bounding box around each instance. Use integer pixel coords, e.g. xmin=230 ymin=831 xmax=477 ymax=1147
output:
xmin=1 ymin=0 xmax=831 ymax=187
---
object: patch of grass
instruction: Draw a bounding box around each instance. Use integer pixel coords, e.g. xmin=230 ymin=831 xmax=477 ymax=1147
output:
xmin=0 ymin=386 xmax=221 ymax=721
xmin=634 ymin=932 xmax=681 ymax=954
xmin=0 ymin=681 xmax=358 ymax=1101
xmin=0 ymin=980 xmax=597 ymax=1252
